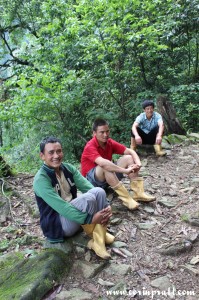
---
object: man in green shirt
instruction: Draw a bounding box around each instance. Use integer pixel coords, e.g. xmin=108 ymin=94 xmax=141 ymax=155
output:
xmin=33 ymin=136 xmax=114 ymax=259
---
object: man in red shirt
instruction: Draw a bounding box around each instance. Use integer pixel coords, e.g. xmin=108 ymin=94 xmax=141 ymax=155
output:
xmin=81 ymin=119 xmax=155 ymax=210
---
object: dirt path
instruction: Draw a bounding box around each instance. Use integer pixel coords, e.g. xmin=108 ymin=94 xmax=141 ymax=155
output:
xmin=0 ymin=142 xmax=199 ymax=299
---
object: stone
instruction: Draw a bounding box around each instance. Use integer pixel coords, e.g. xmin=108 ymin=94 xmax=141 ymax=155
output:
xmin=187 ymin=217 xmax=199 ymax=227
xmin=142 ymin=206 xmax=155 ymax=214
xmin=168 ymin=190 xmax=178 ymax=197
xmin=150 ymin=275 xmax=172 ymax=290
xmin=189 ymin=233 xmax=199 ymax=243
xmin=158 ymin=197 xmax=178 ymax=208
xmin=75 ymin=260 xmax=108 ymax=279
xmin=191 ymin=177 xmax=199 ymax=184
xmin=43 ymin=240 xmax=73 ymax=254
xmin=75 ymin=246 xmax=85 ymax=254
xmin=136 ymin=222 xmax=156 ymax=230
xmin=159 ymin=240 xmax=193 ymax=256
xmin=0 ymin=249 xmax=72 ymax=300
xmin=111 ymin=241 xmax=127 ymax=248
xmin=141 ymin=158 xmax=148 ymax=167
xmin=55 ymin=288 xmax=92 ymax=300
xmin=43 ymin=232 xmax=89 ymax=254
xmin=104 ymin=263 xmax=132 ymax=276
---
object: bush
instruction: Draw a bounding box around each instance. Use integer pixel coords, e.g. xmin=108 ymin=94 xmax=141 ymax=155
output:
xmin=169 ymin=83 xmax=199 ymax=132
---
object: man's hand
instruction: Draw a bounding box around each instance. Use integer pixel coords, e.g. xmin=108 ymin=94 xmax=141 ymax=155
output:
xmin=91 ymin=205 xmax=112 ymax=225
xmin=156 ymin=135 xmax=162 ymax=145
xmin=125 ymin=164 xmax=141 ymax=174
xmin=131 ymin=163 xmax=141 ymax=172
xmin=135 ymin=135 xmax=142 ymax=145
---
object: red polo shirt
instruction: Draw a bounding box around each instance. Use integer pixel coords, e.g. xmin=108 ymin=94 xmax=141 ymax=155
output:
xmin=81 ymin=136 xmax=126 ymax=177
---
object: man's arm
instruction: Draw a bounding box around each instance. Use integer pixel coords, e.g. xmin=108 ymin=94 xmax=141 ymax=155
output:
xmin=123 ymin=147 xmax=141 ymax=167
xmin=132 ymin=122 xmax=142 ymax=144
xmin=156 ymin=120 xmax=164 ymax=144
xmin=95 ymin=156 xmax=135 ymax=175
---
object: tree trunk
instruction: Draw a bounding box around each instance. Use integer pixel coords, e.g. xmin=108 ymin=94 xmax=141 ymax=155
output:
xmin=0 ymin=156 xmax=13 ymax=177
xmin=156 ymin=95 xmax=186 ymax=135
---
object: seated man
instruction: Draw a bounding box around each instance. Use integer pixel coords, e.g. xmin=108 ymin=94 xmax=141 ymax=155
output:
xmin=81 ymin=119 xmax=155 ymax=211
xmin=131 ymin=100 xmax=166 ymax=156
xmin=33 ymin=136 xmax=114 ymax=259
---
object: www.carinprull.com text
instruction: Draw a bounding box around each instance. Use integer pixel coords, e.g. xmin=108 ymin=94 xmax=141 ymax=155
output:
xmin=106 ymin=287 xmax=195 ymax=298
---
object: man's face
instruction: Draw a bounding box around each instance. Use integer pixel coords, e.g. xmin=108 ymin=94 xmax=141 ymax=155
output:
xmin=40 ymin=142 xmax=63 ymax=170
xmin=144 ymin=105 xmax=154 ymax=119
xmin=93 ymin=125 xmax=110 ymax=144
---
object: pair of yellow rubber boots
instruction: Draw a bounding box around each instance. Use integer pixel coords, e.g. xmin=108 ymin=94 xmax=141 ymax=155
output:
xmin=82 ymin=179 xmax=155 ymax=259
xmin=131 ymin=142 xmax=166 ymax=157
xmin=112 ymin=178 xmax=156 ymax=210
xmin=82 ymin=224 xmax=114 ymax=260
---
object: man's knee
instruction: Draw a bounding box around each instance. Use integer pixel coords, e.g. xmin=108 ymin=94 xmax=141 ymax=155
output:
xmin=118 ymin=154 xmax=134 ymax=167
xmin=89 ymin=187 xmax=106 ymax=198
xmin=95 ymin=165 xmax=106 ymax=178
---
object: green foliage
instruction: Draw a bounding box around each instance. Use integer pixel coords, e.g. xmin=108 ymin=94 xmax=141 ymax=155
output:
xmin=169 ymin=83 xmax=199 ymax=131
xmin=0 ymin=239 xmax=10 ymax=252
xmin=0 ymin=0 xmax=198 ymax=170
xmin=181 ymin=214 xmax=189 ymax=222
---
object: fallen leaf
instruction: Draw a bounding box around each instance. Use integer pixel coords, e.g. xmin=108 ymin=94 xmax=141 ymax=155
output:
xmin=181 ymin=264 xmax=199 ymax=275
xmin=136 ymin=270 xmax=150 ymax=282
xmin=42 ymin=284 xmax=63 ymax=300
xmin=190 ymin=256 xmax=199 ymax=265
xmin=111 ymin=247 xmax=127 ymax=258
xmin=86 ymin=283 xmax=99 ymax=293
xmin=98 ymin=278 xmax=115 ymax=286
xmin=130 ymin=227 xmax=137 ymax=241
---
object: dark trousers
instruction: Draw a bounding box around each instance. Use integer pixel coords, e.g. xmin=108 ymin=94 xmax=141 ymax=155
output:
xmin=131 ymin=126 xmax=159 ymax=145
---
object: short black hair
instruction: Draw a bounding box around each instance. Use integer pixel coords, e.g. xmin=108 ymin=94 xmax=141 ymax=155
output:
xmin=92 ymin=118 xmax=109 ymax=131
xmin=142 ymin=100 xmax=155 ymax=109
xmin=40 ymin=136 xmax=62 ymax=153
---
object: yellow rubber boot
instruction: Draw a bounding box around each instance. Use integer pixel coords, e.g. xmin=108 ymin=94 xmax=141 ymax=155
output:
xmin=81 ymin=224 xmax=95 ymax=237
xmin=130 ymin=177 xmax=156 ymax=202
xmin=130 ymin=138 xmax=137 ymax=151
xmin=87 ymin=224 xmax=111 ymax=259
xmin=130 ymin=145 xmax=136 ymax=151
xmin=82 ymin=224 xmax=115 ymax=245
xmin=154 ymin=144 xmax=166 ymax=156
xmin=105 ymin=232 xmax=115 ymax=244
xmin=112 ymin=182 xmax=139 ymax=210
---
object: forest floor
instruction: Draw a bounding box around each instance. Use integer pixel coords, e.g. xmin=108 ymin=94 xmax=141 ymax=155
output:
xmin=0 ymin=142 xmax=199 ymax=300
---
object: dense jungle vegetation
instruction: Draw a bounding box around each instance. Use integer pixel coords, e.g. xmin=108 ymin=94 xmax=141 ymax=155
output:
xmin=0 ymin=0 xmax=198 ymax=174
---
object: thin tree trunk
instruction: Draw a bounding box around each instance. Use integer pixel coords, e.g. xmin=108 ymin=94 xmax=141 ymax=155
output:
xmin=156 ymin=95 xmax=186 ymax=135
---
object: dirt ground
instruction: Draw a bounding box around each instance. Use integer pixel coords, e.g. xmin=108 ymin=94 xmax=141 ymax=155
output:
xmin=0 ymin=142 xmax=199 ymax=300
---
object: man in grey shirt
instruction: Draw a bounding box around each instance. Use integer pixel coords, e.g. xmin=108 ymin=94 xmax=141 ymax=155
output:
xmin=131 ymin=100 xmax=166 ymax=156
